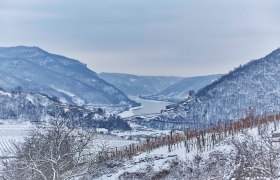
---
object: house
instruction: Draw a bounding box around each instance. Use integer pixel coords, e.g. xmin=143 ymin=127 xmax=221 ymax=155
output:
xmin=96 ymin=128 xmax=109 ymax=134
xmin=166 ymin=104 xmax=176 ymax=110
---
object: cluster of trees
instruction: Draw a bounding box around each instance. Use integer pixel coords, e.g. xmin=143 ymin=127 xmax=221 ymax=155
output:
xmin=128 ymin=125 xmax=280 ymax=180
xmin=119 ymin=114 xmax=280 ymax=179
xmin=1 ymin=110 xmax=107 ymax=180
xmin=144 ymin=49 xmax=280 ymax=131
xmin=0 ymin=87 xmax=131 ymax=179
xmin=184 ymin=127 xmax=280 ymax=179
xmin=0 ymin=92 xmax=44 ymax=121
xmin=0 ymin=87 xmax=131 ymax=131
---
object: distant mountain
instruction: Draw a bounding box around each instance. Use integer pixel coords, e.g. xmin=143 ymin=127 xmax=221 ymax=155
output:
xmin=141 ymin=74 xmax=222 ymax=102
xmin=99 ymin=73 xmax=184 ymax=96
xmin=0 ymin=46 xmax=136 ymax=107
xmin=135 ymin=48 xmax=280 ymax=130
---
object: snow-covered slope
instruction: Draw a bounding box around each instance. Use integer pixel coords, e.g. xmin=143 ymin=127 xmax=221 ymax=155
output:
xmin=96 ymin=119 xmax=280 ymax=180
xmin=141 ymin=74 xmax=222 ymax=102
xmin=99 ymin=73 xmax=184 ymax=96
xmin=0 ymin=89 xmax=131 ymax=131
xmin=137 ymin=48 xmax=280 ymax=130
xmin=0 ymin=46 xmax=136 ymax=107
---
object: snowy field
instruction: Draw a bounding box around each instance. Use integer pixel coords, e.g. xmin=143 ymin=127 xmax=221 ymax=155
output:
xmin=94 ymin=134 xmax=138 ymax=151
xmin=0 ymin=122 xmax=32 ymax=158
xmin=98 ymin=136 xmax=233 ymax=179
xmin=0 ymin=121 xmax=137 ymax=158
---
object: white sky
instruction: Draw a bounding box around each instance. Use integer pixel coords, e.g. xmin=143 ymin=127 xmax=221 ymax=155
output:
xmin=0 ymin=0 xmax=280 ymax=76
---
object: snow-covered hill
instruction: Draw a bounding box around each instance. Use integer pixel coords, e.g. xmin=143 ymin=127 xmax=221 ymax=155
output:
xmin=96 ymin=118 xmax=280 ymax=180
xmin=137 ymin=48 xmax=280 ymax=130
xmin=99 ymin=73 xmax=184 ymax=96
xmin=0 ymin=89 xmax=131 ymax=131
xmin=4 ymin=112 xmax=278 ymax=179
xmin=141 ymin=74 xmax=222 ymax=102
xmin=0 ymin=46 xmax=136 ymax=107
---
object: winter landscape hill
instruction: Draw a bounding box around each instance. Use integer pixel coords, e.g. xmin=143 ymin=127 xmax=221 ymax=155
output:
xmin=2 ymin=47 xmax=280 ymax=179
xmin=135 ymin=48 xmax=280 ymax=130
xmin=0 ymin=46 xmax=136 ymax=107
xmin=99 ymin=72 xmax=184 ymax=96
xmin=3 ymin=0 xmax=280 ymax=179
xmin=141 ymin=74 xmax=222 ymax=102
xmin=0 ymin=89 xmax=131 ymax=130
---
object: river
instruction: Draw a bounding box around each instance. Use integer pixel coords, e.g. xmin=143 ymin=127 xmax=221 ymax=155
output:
xmin=119 ymin=96 xmax=172 ymax=118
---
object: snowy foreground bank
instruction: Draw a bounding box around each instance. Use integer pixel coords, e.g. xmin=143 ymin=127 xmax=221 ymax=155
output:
xmin=0 ymin=123 xmax=137 ymax=158
xmin=2 ymin=119 xmax=280 ymax=179
xmin=98 ymin=123 xmax=280 ymax=180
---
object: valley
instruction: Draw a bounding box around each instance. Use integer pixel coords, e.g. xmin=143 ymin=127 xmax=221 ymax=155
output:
xmin=2 ymin=1 xmax=278 ymax=179
xmin=0 ymin=47 xmax=280 ymax=179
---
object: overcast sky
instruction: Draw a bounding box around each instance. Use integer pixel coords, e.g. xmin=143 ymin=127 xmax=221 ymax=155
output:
xmin=0 ymin=0 xmax=280 ymax=76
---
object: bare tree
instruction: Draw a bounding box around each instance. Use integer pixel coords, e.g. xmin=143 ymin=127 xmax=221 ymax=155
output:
xmin=11 ymin=86 xmax=22 ymax=95
xmin=230 ymin=128 xmax=279 ymax=179
xmin=1 ymin=110 xmax=99 ymax=180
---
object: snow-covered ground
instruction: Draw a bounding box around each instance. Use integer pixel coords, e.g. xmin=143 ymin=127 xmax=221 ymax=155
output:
xmin=97 ymin=123 xmax=280 ymax=180
xmin=112 ymin=122 xmax=173 ymax=141
xmin=3 ymin=117 xmax=280 ymax=179
xmin=0 ymin=121 xmax=32 ymax=158
xmin=97 ymin=137 xmax=233 ymax=179
xmin=0 ymin=121 xmax=137 ymax=158
xmin=93 ymin=134 xmax=138 ymax=151
xmin=118 ymin=107 xmax=137 ymax=118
